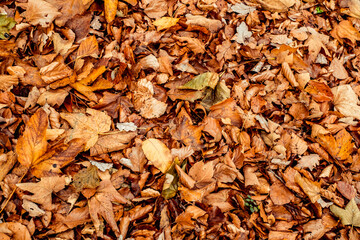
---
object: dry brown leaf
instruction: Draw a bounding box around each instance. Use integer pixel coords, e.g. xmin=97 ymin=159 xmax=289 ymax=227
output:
xmin=60 ymin=108 xmax=112 ymax=151
xmin=143 ymin=0 xmax=168 ymax=19
xmin=0 ymin=222 xmax=31 ymax=240
xmin=188 ymin=161 xmax=214 ymax=186
xmin=256 ymin=0 xmax=295 ymax=12
xmin=21 ymin=0 xmax=60 ymax=27
xmin=270 ymin=182 xmax=295 ymax=205
xmin=329 ymin=57 xmax=349 ymax=79
xmin=17 ymin=176 xmax=70 ymax=210
xmin=37 ymin=88 xmax=70 ymax=107
xmin=185 ymin=14 xmax=222 ymax=33
xmin=90 ymin=131 xmax=136 ymax=156
xmin=88 ymin=179 xmax=128 ymax=237
xmin=173 ymin=36 xmax=206 ymax=54
xmin=77 ymin=35 xmax=99 ymax=59
xmin=296 ymin=154 xmax=320 ymax=171
xmin=40 ymin=61 xmax=73 ymax=84
xmin=142 ymin=138 xmax=173 ymax=173
xmin=16 ymin=109 xmax=48 ymax=168
xmin=331 ymin=20 xmax=360 ymax=44
xmin=153 ymin=17 xmax=179 ymax=31
xmin=294 ymin=172 xmax=321 ymax=203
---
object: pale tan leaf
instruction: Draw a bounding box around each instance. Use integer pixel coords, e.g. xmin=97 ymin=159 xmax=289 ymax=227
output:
xmin=21 ymin=0 xmax=60 ymax=27
xmin=296 ymin=154 xmax=320 ymax=171
xmin=185 ymin=14 xmax=222 ymax=33
xmin=142 ymin=138 xmax=173 ymax=173
xmin=332 ymin=85 xmax=360 ymax=120
xmin=77 ymin=35 xmax=99 ymax=59
xmin=0 ymin=75 xmax=18 ymax=91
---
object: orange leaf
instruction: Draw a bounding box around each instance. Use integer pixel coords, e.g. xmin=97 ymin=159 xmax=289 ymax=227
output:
xmin=104 ymin=0 xmax=118 ymax=23
xmin=77 ymin=35 xmax=99 ymax=59
xmin=16 ymin=109 xmax=48 ymax=168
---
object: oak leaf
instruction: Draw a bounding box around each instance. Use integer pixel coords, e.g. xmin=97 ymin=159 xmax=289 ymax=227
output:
xmin=16 ymin=109 xmax=48 ymax=169
xmin=330 ymin=198 xmax=360 ymax=227
xmin=235 ymin=22 xmax=252 ymax=44
xmin=60 ymin=108 xmax=111 ymax=151
xmin=142 ymin=138 xmax=173 ymax=173
xmin=88 ymin=179 xmax=128 ymax=237
xmin=16 ymin=176 xmax=71 ymax=210
xmin=296 ymin=154 xmax=320 ymax=171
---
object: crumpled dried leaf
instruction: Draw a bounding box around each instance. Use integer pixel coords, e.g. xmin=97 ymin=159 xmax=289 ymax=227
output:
xmin=72 ymin=165 xmax=100 ymax=192
xmin=142 ymin=138 xmax=173 ymax=173
xmin=330 ymin=198 xmax=360 ymax=227
xmin=331 ymin=20 xmax=360 ymax=44
xmin=60 ymin=108 xmax=112 ymax=151
xmin=0 ymin=75 xmax=18 ymax=91
xmin=76 ymin=35 xmax=99 ymax=59
xmin=185 ymin=14 xmax=222 ymax=33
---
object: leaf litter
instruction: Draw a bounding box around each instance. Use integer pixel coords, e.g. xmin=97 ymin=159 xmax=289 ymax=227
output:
xmin=1 ymin=0 xmax=360 ymax=239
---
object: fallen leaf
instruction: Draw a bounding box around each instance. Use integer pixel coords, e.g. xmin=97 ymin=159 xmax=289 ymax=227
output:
xmin=88 ymin=179 xmax=128 ymax=237
xmin=0 ymin=222 xmax=31 ymax=240
xmin=143 ymin=0 xmax=168 ymax=19
xmin=72 ymin=165 xmax=100 ymax=192
xmin=331 ymin=20 xmax=360 ymax=44
xmin=332 ymin=84 xmax=360 ymax=120
xmin=76 ymin=35 xmax=99 ymax=59
xmin=330 ymin=198 xmax=360 ymax=227
xmin=21 ymin=0 xmax=60 ymax=27
xmin=185 ymin=14 xmax=222 ymax=33
xmin=0 ymin=75 xmax=18 ymax=91
xmin=153 ymin=17 xmax=179 ymax=31
xmin=179 ymin=72 xmax=219 ymax=90
xmin=0 ymin=15 xmax=16 ymax=40
xmin=104 ymin=0 xmax=118 ymax=23
xmin=256 ymin=0 xmax=295 ymax=12
xmin=235 ymin=22 xmax=252 ymax=44
xmin=230 ymin=3 xmax=256 ymax=16
xmin=16 ymin=109 xmax=48 ymax=168
xmin=142 ymin=138 xmax=173 ymax=173
xmin=329 ymin=57 xmax=348 ymax=79
xmin=89 ymin=131 xmax=136 ymax=156
xmin=116 ymin=122 xmax=137 ymax=132
xmin=296 ymin=154 xmax=320 ymax=171
xmin=17 ymin=176 xmax=70 ymax=210
xmin=294 ymin=172 xmax=321 ymax=203
xmin=60 ymin=108 xmax=112 ymax=151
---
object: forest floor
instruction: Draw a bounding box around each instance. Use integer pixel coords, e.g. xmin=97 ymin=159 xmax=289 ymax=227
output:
xmin=1 ymin=0 xmax=360 ymax=239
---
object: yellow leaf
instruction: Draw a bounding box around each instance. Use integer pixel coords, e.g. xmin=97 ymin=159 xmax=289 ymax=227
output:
xmin=330 ymin=198 xmax=360 ymax=227
xmin=16 ymin=109 xmax=48 ymax=168
xmin=104 ymin=0 xmax=118 ymax=23
xmin=142 ymin=138 xmax=173 ymax=173
xmin=153 ymin=17 xmax=179 ymax=31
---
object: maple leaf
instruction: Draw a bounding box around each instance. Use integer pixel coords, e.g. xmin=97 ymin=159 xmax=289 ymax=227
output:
xmin=88 ymin=179 xmax=128 ymax=237
xmin=142 ymin=138 xmax=173 ymax=173
xmin=330 ymin=198 xmax=360 ymax=227
xmin=60 ymin=108 xmax=112 ymax=151
xmin=16 ymin=176 xmax=71 ymax=210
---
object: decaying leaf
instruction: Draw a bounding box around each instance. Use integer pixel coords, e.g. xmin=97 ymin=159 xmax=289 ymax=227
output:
xmin=332 ymin=84 xmax=360 ymax=120
xmin=179 ymin=72 xmax=219 ymax=90
xmin=235 ymin=22 xmax=252 ymax=44
xmin=142 ymin=138 xmax=173 ymax=173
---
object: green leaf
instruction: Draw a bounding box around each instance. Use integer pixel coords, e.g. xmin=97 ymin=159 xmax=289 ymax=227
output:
xmin=0 ymin=15 xmax=16 ymax=39
xmin=330 ymin=198 xmax=360 ymax=227
xmin=179 ymin=72 xmax=219 ymax=90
